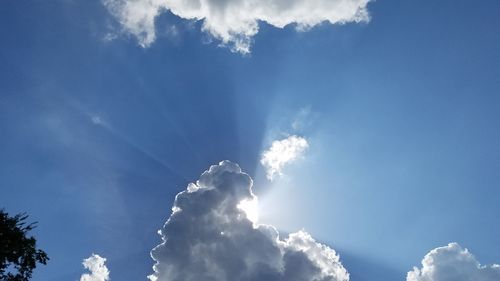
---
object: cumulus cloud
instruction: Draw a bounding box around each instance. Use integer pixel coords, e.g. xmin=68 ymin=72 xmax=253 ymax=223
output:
xmin=80 ymin=254 xmax=110 ymax=281
xmin=261 ymin=135 xmax=309 ymax=180
xmin=407 ymin=243 xmax=500 ymax=281
xmin=102 ymin=0 xmax=371 ymax=53
xmin=148 ymin=160 xmax=348 ymax=281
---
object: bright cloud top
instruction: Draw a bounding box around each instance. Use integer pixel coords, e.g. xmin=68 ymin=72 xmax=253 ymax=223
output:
xmin=80 ymin=254 xmax=110 ymax=281
xmin=148 ymin=161 xmax=349 ymax=281
xmin=103 ymin=0 xmax=371 ymax=53
xmin=407 ymin=243 xmax=500 ymax=281
xmin=261 ymin=135 xmax=309 ymax=180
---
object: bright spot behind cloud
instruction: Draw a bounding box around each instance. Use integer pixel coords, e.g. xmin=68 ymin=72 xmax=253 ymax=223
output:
xmin=407 ymin=243 xmax=500 ymax=281
xmin=237 ymin=196 xmax=259 ymax=224
xmin=261 ymin=135 xmax=309 ymax=180
xmin=102 ymin=0 xmax=371 ymax=53
xmin=148 ymin=160 xmax=348 ymax=281
xmin=80 ymin=254 xmax=110 ymax=281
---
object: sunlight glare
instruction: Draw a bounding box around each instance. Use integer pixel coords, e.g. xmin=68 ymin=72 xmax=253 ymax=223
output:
xmin=237 ymin=197 xmax=259 ymax=224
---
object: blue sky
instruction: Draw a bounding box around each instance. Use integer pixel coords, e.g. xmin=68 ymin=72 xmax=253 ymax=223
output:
xmin=1 ymin=1 xmax=500 ymax=281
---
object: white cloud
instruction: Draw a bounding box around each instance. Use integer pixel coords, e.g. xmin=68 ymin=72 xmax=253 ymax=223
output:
xmin=80 ymin=254 xmax=110 ymax=281
xmin=102 ymin=0 xmax=371 ymax=53
xmin=103 ymin=0 xmax=162 ymax=47
xmin=407 ymin=243 xmax=500 ymax=281
xmin=148 ymin=160 xmax=349 ymax=281
xmin=261 ymin=135 xmax=309 ymax=180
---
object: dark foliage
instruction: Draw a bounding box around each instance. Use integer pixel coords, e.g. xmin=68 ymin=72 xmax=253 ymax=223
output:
xmin=0 ymin=210 xmax=49 ymax=281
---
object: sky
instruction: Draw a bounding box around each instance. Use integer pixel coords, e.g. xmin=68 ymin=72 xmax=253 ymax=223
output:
xmin=1 ymin=1 xmax=500 ymax=281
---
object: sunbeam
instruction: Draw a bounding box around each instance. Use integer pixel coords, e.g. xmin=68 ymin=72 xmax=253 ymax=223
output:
xmin=69 ymin=100 xmax=189 ymax=181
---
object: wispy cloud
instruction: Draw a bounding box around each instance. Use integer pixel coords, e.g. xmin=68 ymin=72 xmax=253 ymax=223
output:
xmin=80 ymin=254 xmax=110 ymax=281
xmin=91 ymin=115 xmax=103 ymax=125
xmin=292 ymin=106 xmax=315 ymax=132
xmin=102 ymin=0 xmax=371 ymax=53
xmin=261 ymin=135 xmax=309 ymax=180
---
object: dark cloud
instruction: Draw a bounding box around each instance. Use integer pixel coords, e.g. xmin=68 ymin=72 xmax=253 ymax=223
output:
xmin=148 ymin=161 xmax=349 ymax=281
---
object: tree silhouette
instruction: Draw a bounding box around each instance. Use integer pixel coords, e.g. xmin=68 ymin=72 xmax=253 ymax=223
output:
xmin=0 ymin=210 xmax=49 ymax=281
